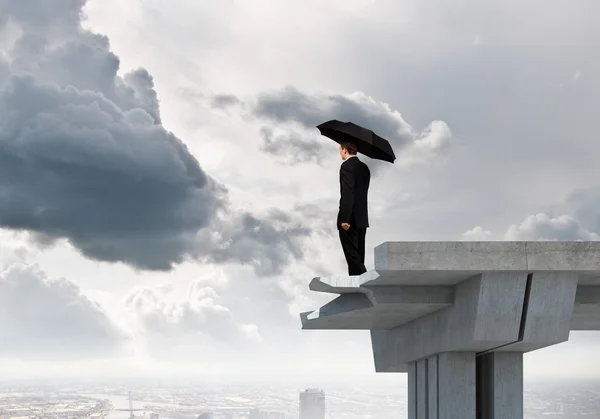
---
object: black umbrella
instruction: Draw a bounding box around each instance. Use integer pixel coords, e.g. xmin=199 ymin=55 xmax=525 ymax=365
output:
xmin=316 ymin=119 xmax=396 ymax=163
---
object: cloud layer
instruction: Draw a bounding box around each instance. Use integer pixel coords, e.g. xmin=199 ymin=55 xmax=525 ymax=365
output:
xmin=0 ymin=263 xmax=128 ymax=360
xmin=0 ymin=0 xmax=311 ymax=275
xmin=211 ymin=86 xmax=452 ymax=170
xmin=0 ymin=258 xmax=264 ymax=362
xmin=505 ymin=214 xmax=600 ymax=241
xmin=124 ymin=279 xmax=261 ymax=360
xmin=463 ymin=187 xmax=600 ymax=242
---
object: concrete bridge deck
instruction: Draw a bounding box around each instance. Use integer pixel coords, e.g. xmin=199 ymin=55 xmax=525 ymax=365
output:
xmin=300 ymin=241 xmax=600 ymax=419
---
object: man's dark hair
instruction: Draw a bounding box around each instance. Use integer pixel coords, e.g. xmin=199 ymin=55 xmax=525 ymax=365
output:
xmin=341 ymin=141 xmax=358 ymax=155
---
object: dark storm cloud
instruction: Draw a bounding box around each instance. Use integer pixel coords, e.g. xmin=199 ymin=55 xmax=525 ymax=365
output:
xmin=0 ymin=73 xmax=224 ymax=271
xmin=211 ymin=86 xmax=451 ymax=169
xmin=253 ymin=86 xmax=413 ymax=141
xmin=0 ymin=264 xmax=128 ymax=360
xmin=251 ymin=86 xmax=414 ymax=165
xmin=0 ymin=0 xmax=310 ymax=275
xmin=196 ymin=208 xmax=311 ymax=277
xmin=0 ymin=0 xmax=85 ymax=34
xmin=0 ymin=58 xmax=8 ymax=83
xmin=259 ymin=126 xmax=323 ymax=165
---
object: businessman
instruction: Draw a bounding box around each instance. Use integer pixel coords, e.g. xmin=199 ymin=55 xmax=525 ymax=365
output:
xmin=337 ymin=141 xmax=371 ymax=276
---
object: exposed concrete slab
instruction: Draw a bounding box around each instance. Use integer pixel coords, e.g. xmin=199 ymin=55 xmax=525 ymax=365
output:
xmin=575 ymin=286 xmax=600 ymax=304
xmin=301 ymin=241 xmax=600 ymax=419
xmin=571 ymin=305 xmax=600 ymax=330
xmin=300 ymin=293 xmax=451 ymax=330
xmin=370 ymin=273 xmax=528 ymax=372
xmin=301 ymin=242 xmax=600 ymax=333
xmin=526 ymin=241 xmax=600 ymax=272
xmin=300 ymin=286 xmax=454 ymax=329
xmin=308 ymin=272 xmax=378 ymax=293
xmin=310 ymin=270 xmax=487 ymax=288
xmin=375 ymin=241 xmax=527 ymax=272
xmin=366 ymin=286 xmax=455 ymax=305
xmin=308 ymin=272 xmax=457 ymax=302
xmin=497 ymin=273 xmax=578 ymax=352
xmin=571 ymin=286 xmax=600 ymax=329
xmin=373 ymin=242 xmax=600 ymax=285
xmin=302 ymin=283 xmax=600 ymax=333
xmin=311 ymin=269 xmax=600 ymax=290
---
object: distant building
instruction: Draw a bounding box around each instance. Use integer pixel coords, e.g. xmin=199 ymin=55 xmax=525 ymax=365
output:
xmin=299 ymin=388 xmax=325 ymax=419
xmin=149 ymin=413 xmax=160 ymax=419
xmin=198 ymin=412 xmax=244 ymax=419
xmin=249 ymin=408 xmax=285 ymax=419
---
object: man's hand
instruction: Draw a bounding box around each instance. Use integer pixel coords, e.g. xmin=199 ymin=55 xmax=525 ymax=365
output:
xmin=341 ymin=223 xmax=350 ymax=230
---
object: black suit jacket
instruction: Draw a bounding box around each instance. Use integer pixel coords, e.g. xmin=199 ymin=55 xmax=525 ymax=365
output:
xmin=337 ymin=156 xmax=371 ymax=229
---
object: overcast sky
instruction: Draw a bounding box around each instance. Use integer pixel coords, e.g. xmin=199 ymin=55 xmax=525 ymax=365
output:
xmin=0 ymin=0 xmax=599 ymax=383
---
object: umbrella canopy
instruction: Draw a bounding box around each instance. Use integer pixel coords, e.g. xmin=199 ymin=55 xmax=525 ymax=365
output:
xmin=317 ymin=119 xmax=396 ymax=163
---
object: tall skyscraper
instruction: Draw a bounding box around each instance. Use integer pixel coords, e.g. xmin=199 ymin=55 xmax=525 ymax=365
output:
xmin=299 ymin=388 xmax=325 ymax=419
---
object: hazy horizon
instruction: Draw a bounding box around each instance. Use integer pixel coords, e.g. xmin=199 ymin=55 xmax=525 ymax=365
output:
xmin=1 ymin=0 xmax=599 ymax=389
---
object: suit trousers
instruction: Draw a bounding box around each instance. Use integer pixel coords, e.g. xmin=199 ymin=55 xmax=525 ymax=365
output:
xmin=338 ymin=226 xmax=367 ymax=276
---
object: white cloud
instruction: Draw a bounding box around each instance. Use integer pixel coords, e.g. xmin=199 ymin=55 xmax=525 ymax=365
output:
xmin=123 ymin=277 xmax=262 ymax=360
xmin=399 ymin=120 xmax=452 ymax=169
xmin=0 ymin=263 xmax=130 ymax=360
xmin=505 ymin=213 xmax=600 ymax=241
xmin=462 ymin=213 xmax=600 ymax=242
xmin=461 ymin=226 xmax=493 ymax=241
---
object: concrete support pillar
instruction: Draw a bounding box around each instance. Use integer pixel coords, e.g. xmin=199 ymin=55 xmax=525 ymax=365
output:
xmin=301 ymin=242 xmax=600 ymax=419
xmin=476 ymin=352 xmax=523 ymax=419
xmin=408 ymin=352 xmax=476 ymax=419
xmin=408 ymin=352 xmax=524 ymax=419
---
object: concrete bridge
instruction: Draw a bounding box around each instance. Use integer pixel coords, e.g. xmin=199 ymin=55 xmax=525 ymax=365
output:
xmin=300 ymin=241 xmax=600 ymax=419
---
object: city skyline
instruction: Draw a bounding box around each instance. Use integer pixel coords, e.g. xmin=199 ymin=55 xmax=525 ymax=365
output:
xmin=1 ymin=378 xmax=600 ymax=418
xmin=1 ymin=0 xmax=600 ymax=384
